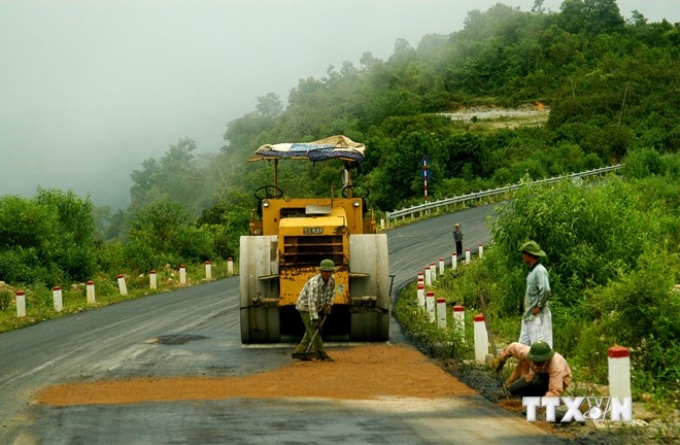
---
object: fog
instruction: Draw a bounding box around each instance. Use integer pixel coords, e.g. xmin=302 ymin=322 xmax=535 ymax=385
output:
xmin=1 ymin=0 xmax=677 ymax=209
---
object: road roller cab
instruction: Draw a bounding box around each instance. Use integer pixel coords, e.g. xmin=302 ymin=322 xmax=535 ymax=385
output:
xmin=239 ymin=135 xmax=390 ymax=343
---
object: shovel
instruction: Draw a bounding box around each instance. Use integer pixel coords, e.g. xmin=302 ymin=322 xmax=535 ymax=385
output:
xmin=304 ymin=314 xmax=327 ymax=357
xmin=479 ymin=290 xmax=510 ymax=399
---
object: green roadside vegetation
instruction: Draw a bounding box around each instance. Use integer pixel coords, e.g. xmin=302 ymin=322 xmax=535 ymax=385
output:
xmin=394 ymin=150 xmax=680 ymax=435
xmin=0 ymin=259 xmax=237 ymax=334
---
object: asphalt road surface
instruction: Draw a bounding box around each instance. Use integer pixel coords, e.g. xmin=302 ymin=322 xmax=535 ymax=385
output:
xmin=0 ymin=203 xmax=561 ymax=444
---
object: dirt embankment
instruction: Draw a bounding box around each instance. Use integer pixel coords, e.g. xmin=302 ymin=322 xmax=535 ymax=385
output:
xmin=440 ymin=358 xmax=679 ymax=445
xmin=439 ymin=103 xmax=550 ymax=128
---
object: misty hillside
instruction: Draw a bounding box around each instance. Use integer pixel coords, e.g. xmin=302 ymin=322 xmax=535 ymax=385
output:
xmin=2 ymin=0 xmax=679 ymax=278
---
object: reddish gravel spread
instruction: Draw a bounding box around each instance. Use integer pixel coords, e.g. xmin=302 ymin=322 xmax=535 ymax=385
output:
xmin=36 ymin=344 xmax=477 ymax=406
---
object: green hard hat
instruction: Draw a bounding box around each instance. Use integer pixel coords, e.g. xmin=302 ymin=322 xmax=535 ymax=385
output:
xmin=520 ymin=240 xmax=547 ymax=257
xmin=526 ymin=341 xmax=555 ymax=362
xmin=319 ymin=259 xmax=336 ymax=272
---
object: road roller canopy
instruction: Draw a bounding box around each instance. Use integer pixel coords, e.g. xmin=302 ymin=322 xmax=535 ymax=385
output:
xmin=247 ymin=135 xmax=365 ymax=163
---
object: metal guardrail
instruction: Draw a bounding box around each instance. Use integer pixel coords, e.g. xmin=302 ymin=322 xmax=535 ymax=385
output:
xmin=386 ymin=164 xmax=623 ymax=222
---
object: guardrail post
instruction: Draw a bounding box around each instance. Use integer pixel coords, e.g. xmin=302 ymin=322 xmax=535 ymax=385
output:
xmin=227 ymin=257 xmax=234 ymax=274
xmin=465 ymin=248 xmax=471 ymax=265
xmin=430 ymin=262 xmax=437 ymax=282
xmin=425 ymin=266 xmax=432 ymax=286
xmin=205 ymin=261 xmax=212 ymax=281
xmin=451 ymin=252 xmax=458 ymax=270
xmin=438 ymin=258 xmax=445 ymax=275
xmin=478 ymin=243 xmax=484 ymax=259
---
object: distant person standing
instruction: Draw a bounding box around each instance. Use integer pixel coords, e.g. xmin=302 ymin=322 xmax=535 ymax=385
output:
xmin=453 ymin=223 xmax=464 ymax=259
xmin=518 ymin=240 xmax=552 ymax=347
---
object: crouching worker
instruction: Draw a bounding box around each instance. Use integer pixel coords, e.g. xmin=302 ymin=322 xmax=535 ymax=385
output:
xmin=490 ymin=341 xmax=572 ymax=397
xmin=291 ymin=259 xmax=336 ymax=362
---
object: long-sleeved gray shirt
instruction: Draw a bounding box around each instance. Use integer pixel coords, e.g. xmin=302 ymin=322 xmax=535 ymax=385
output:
xmin=523 ymin=262 xmax=551 ymax=320
xmin=295 ymin=274 xmax=335 ymax=321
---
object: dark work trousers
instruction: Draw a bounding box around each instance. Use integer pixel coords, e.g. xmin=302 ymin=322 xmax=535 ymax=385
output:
xmin=294 ymin=311 xmax=325 ymax=355
xmin=508 ymin=373 xmax=550 ymax=397
xmin=455 ymin=241 xmax=463 ymax=258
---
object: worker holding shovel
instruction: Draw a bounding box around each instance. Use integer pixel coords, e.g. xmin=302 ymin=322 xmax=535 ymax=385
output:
xmin=292 ymin=259 xmax=336 ymax=362
xmin=490 ymin=341 xmax=572 ymax=398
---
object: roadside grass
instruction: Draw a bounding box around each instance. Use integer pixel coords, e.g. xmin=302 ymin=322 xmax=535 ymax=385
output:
xmin=0 ymin=259 xmax=237 ymax=334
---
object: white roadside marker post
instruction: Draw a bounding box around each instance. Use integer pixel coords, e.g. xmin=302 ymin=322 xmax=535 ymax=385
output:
xmin=436 ymin=298 xmax=447 ymax=329
xmin=205 ymin=261 xmax=212 ymax=281
xmin=117 ymin=274 xmax=128 ymax=296
xmin=474 ymin=314 xmax=488 ymax=364
xmin=16 ymin=290 xmax=26 ymax=318
xmin=53 ymin=286 xmax=63 ymax=312
xmin=425 ymin=291 xmax=435 ymax=323
xmin=453 ymin=305 xmax=465 ymax=341
xmin=150 ymin=270 xmax=157 ymax=290
xmin=86 ymin=280 xmax=96 ymax=305
xmin=417 ymin=283 xmax=425 ymax=308
xmin=608 ymin=345 xmax=631 ymax=399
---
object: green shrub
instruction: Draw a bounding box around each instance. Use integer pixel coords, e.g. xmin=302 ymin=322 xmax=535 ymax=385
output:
xmin=440 ymin=162 xmax=680 ymax=407
xmin=580 ymin=249 xmax=680 ymax=386
xmin=96 ymin=241 xmax=127 ymax=274
xmin=623 ymin=147 xmax=665 ymax=179
xmin=0 ymin=288 xmax=12 ymax=311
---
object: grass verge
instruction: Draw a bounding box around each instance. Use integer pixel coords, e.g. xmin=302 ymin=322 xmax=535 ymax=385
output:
xmin=0 ymin=259 xmax=237 ymax=334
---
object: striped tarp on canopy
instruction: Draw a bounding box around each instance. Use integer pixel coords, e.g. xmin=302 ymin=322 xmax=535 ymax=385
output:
xmin=247 ymin=135 xmax=365 ymax=163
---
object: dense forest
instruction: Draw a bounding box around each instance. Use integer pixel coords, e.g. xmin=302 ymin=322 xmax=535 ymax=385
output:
xmin=1 ymin=0 xmax=679 ymax=285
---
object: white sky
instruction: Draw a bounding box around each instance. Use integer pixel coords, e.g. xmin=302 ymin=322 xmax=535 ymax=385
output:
xmin=1 ymin=0 xmax=677 ymax=208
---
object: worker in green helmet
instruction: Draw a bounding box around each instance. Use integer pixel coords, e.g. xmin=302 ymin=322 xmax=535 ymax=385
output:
xmin=518 ymin=240 xmax=553 ymax=347
xmin=490 ymin=341 xmax=572 ymax=398
xmin=292 ymin=259 xmax=336 ymax=361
